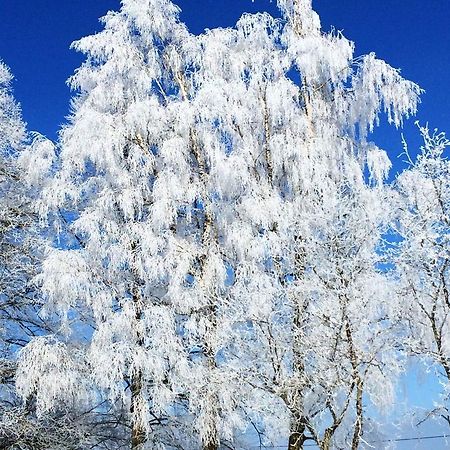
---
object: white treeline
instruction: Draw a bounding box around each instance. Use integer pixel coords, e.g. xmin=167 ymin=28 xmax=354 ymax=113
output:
xmin=0 ymin=1 xmax=448 ymax=450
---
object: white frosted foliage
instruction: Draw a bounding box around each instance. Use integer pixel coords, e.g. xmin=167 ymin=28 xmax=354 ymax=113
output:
xmin=15 ymin=0 xmax=425 ymax=449
xmin=395 ymin=125 xmax=450 ymax=424
xmin=0 ymin=61 xmax=25 ymax=152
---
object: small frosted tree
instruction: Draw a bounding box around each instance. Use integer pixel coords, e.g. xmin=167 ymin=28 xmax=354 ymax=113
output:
xmin=394 ymin=125 xmax=450 ymax=426
xmin=0 ymin=61 xmax=64 ymax=449
xmin=0 ymin=60 xmax=30 ymax=355
xmin=0 ymin=58 xmax=37 ymax=439
xmin=0 ymin=59 xmax=129 ymax=450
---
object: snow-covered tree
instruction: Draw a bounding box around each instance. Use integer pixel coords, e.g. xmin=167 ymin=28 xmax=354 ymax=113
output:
xmin=203 ymin=1 xmax=419 ymax=448
xmin=16 ymin=1 xmax=422 ymax=449
xmin=0 ymin=58 xmax=41 ymax=443
xmin=0 ymin=60 xmax=29 ymax=355
xmin=0 ymin=59 xmax=132 ymax=450
xmin=395 ymin=124 xmax=450 ymax=426
xmin=16 ymin=2 xmax=204 ymax=449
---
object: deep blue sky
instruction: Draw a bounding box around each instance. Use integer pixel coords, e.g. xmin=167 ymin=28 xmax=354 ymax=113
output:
xmin=0 ymin=0 xmax=449 ymax=172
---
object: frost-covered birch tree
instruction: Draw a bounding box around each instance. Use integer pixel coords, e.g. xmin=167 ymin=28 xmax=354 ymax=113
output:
xmin=16 ymin=2 xmax=210 ymax=449
xmin=395 ymin=125 xmax=450 ymax=426
xmin=0 ymin=60 xmax=29 ymax=358
xmin=209 ymin=2 xmax=419 ymax=449
xmin=0 ymin=60 xmax=58 ymax=449
xmin=0 ymin=59 xmax=45 ymax=446
xmin=0 ymin=60 xmax=126 ymax=450
xmin=16 ymin=1 xmax=423 ymax=449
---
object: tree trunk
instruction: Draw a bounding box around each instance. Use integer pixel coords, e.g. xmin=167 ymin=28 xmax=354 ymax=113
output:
xmin=320 ymin=429 xmax=333 ymax=450
xmin=201 ymin=333 xmax=220 ymax=450
xmin=430 ymin=305 xmax=450 ymax=381
xmin=288 ymin=250 xmax=308 ymax=450
xmin=203 ymin=442 xmax=219 ymax=450
xmin=130 ymin=262 xmax=146 ymax=450
xmin=288 ymin=413 xmax=307 ymax=450
xmin=345 ymin=319 xmax=363 ymax=450
xmin=200 ymin=392 xmax=220 ymax=450
xmin=131 ymin=369 xmax=146 ymax=450
xmin=175 ymin=69 xmax=220 ymax=450
xmin=351 ymin=378 xmax=363 ymax=450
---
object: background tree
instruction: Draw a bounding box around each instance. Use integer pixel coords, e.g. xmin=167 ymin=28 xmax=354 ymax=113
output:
xmin=0 ymin=60 xmax=132 ymax=450
xmin=0 ymin=59 xmax=49 ymax=449
xmin=394 ymin=124 xmax=450 ymax=427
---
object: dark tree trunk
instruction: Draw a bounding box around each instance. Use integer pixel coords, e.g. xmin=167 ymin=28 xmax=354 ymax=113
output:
xmin=130 ymin=264 xmax=146 ymax=450
xmin=288 ymin=414 xmax=307 ymax=450
xmin=203 ymin=442 xmax=219 ymax=450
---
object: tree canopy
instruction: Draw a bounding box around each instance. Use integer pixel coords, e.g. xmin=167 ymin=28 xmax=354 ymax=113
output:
xmin=0 ymin=1 xmax=448 ymax=450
